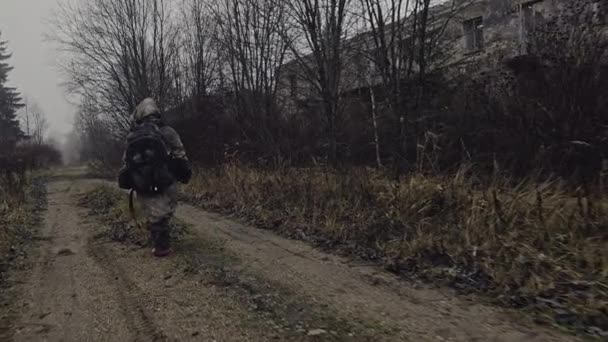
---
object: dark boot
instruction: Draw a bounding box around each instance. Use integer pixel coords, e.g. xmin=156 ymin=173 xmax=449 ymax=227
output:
xmin=149 ymin=219 xmax=172 ymax=257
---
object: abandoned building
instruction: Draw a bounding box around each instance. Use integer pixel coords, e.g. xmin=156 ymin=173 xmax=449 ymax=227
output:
xmin=277 ymin=0 xmax=607 ymax=112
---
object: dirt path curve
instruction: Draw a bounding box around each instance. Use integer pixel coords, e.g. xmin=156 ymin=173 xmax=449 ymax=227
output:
xmin=0 ymin=168 xmax=579 ymax=341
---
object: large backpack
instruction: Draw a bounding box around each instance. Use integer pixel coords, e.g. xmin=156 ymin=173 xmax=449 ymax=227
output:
xmin=124 ymin=122 xmax=174 ymax=194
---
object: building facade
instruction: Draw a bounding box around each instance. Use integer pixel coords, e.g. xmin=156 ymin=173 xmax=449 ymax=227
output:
xmin=277 ymin=0 xmax=606 ymax=112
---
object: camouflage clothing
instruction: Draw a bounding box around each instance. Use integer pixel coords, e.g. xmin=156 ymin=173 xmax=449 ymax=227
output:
xmin=125 ymin=98 xmax=189 ymax=251
xmin=142 ymin=124 xmax=188 ymax=251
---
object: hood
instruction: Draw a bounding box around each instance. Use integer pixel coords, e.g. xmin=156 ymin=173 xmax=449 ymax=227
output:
xmin=132 ymin=98 xmax=160 ymax=122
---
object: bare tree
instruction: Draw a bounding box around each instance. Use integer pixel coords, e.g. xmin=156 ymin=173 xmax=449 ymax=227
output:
xmin=180 ymin=0 xmax=220 ymax=99
xmin=52 ymin=0 xmax=181 ymax=136
xmin=367 ymin=77 xmax=383 ymax=168
xmin=210 ymin=0 xmax=290 ymax=152
xmin=359 ymin=0 xmax=471 ymax=173
xmin=20 ymin=97 xmax=48 ymax=146
xmin=284 ymin=0 xmax=358 ymax=165
xmin=73 ymin=97 xmax=124 ymax=166
xmin=30 ymin=104 xmax=48 ymax=146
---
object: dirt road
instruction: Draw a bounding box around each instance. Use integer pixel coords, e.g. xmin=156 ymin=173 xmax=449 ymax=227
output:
xmin=0 ymin=168 xmax=579 ymax=341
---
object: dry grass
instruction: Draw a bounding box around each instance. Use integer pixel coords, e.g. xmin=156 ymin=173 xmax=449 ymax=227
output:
xmin=0 ymin=203 xmax=28 ymax=261
xmin=0 ymin=175 xmax=46 ymax=282
xmin=79 ymin=186 xmax=149 ymax=245
xmin=184 ymin=163 xmax=608 ymax=335
xmin=1 ymin=175 xmax=29 ymax=258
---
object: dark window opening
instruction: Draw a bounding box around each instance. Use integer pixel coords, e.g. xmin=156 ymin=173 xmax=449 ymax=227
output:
xmin=463 ymin=17 xmax=484 ymax=52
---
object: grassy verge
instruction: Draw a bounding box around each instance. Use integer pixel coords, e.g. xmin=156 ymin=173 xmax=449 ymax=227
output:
xmin=0 ymin=175 xmax=47 ymax=284
xmin=183 ymin=163 xmax=608 ymax=337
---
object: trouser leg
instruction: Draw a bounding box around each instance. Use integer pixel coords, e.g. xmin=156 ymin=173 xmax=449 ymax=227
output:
xmin=149 ymin=217 xmax=171 ymax=250
xmin=137 ymin=184 xmax=178 ymax=252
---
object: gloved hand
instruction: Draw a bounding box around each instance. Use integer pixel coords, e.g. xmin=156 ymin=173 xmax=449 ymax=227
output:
xmin=118 ymin=166 xmax=132 ymax=189
xmin=169 ymin=158 xmax=192 ymax=184
xmin=181 ymin=162 xmax=193 ymax=184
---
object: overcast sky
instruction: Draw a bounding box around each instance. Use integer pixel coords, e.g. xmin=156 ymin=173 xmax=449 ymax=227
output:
xmin=0 ymin=0 xmax=76 ymax=141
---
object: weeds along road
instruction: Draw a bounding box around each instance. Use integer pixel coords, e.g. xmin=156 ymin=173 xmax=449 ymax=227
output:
xmin=0 ymin=168 xmax=580 ymax=341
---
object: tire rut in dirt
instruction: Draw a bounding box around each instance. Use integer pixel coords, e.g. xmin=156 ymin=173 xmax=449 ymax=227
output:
xmin=177 ymin=235 xmax=374 ymax=341
xmin=87 ymin=239 xmax=168 ymax=342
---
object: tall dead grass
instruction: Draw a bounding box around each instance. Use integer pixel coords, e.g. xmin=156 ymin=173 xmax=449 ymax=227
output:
xmin=0 ymin=175 xmax=46 ymax=281
xmin=0 ymin=200 xmax=28 ymax=261
xmin=184 ymin=163 xmax=608 ymax=334
xmin=0 ymin=173 xmax=30 ymax=260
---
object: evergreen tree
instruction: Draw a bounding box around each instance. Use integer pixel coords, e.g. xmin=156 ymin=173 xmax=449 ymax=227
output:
xmin=0 ymin=31 xmax=24 ymax=150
